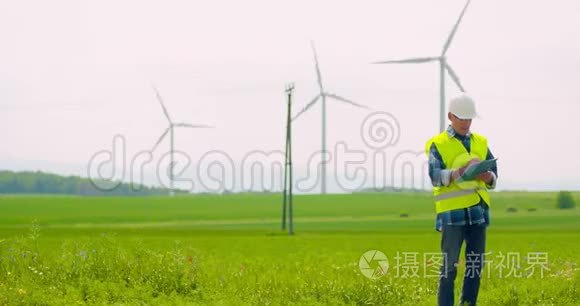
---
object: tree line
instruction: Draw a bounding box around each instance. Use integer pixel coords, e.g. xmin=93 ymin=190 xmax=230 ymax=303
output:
xmin=0 ymin=170 xmax=183 ymax=196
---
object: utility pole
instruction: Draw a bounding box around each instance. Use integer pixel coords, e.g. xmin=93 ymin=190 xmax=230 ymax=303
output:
xmin=282 ymin=83 xmax=294 ymax=235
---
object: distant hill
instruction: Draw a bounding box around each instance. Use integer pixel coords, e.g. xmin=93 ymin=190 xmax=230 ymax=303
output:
xmin=0 ymin=170 xmax=184 ymax=196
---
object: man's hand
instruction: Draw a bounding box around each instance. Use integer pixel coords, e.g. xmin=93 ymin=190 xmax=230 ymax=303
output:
xmin=476 ymin=171 xmax=494 ymax=185
xmin=451 ymin=158 xmax=480 ymax=182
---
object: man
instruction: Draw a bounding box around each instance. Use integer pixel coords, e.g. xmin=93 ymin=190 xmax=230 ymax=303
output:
xmin=425 ymin=94 xmax=498 ymax=306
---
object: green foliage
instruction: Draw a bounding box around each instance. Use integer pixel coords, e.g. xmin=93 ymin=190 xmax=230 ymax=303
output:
xmin=0 ymin=229 xmax=199 ymax=304
xmin=556 ymin=190 xmax=576 ymax=209
xmin=0 ymin=170 xmax=182 ymax=196
xmin=0 ymin=192 xmax=578 ymax=304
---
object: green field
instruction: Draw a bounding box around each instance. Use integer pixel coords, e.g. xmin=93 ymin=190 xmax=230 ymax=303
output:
xmin=0 ymin=192 xmax=579 ymax=305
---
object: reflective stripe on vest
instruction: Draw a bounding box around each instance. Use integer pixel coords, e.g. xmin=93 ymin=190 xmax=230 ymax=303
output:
xmin=433 ymin=188 xmax=479 ymax=201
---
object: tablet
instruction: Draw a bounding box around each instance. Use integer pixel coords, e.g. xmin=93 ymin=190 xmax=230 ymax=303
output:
xmin=461 ymin=158 xmax=498 ymax=181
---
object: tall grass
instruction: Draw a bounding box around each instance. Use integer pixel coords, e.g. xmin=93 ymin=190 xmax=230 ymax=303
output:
xmin=0 ymin=224 xmax=199 ymax=304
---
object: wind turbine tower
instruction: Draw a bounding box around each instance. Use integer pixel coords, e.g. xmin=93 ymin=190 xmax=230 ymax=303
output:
xmin=150 ymin=84 xmax=213 ymax=196
xmin=293 ymin=41 xmax=369 ymax=194
xmin=373 ymin=0 xmax=472 ymax=132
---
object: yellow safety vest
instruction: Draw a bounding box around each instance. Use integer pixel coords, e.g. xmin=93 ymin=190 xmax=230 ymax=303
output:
xmin=425 ymin=131 xmax=491 ymax=213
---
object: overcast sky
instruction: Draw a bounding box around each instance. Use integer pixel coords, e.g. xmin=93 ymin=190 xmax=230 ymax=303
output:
xmin=1 ymin=0 xmax=579 ymax=192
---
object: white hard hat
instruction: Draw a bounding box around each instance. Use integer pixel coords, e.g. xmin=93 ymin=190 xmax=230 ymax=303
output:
xmin=448 ymin=94 xmax=478 ymax=119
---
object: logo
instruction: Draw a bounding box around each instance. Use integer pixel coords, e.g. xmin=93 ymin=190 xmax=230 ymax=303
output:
xmin=359 ymin=250 xmax=389 ymax=279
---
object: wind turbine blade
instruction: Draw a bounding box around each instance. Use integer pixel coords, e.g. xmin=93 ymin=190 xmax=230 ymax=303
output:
xmin=152 ymin=127 xmax=170 ymax=151
xmin=444 ymin=62 xmax=465 ymax=92
xmin=372 ymin=57 xmax=439 ymax=64
xmin=151 ymin=83 xmax=172 ymax=123
xmin=174 ymin=123 xmax=214 ymax=128
xmin=442 ymin=0 xmax=472 ymax=55
xmin=292 ymin=95 xmax=321 ymax=121
xmin=325 ymin=93 xmax=369 ymax=109
xmin=310 ymin=41 xmax=324 ymax=91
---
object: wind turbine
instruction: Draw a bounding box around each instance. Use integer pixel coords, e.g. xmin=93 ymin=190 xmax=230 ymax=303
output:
xmin=372 ymin=0 xmax=471 ymax=132
xmin=293 ymin=41 xmax=369 ymax=194
xmin=150 ymin=84 xmax=213 ymax=196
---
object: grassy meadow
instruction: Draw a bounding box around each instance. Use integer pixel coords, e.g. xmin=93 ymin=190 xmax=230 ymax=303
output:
xmin=0 ymin=192 xmax=579 ymax=305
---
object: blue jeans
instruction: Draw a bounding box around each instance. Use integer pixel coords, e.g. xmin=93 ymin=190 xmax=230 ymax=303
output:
xmin=438 ymin=224 xmax=486 ymax=306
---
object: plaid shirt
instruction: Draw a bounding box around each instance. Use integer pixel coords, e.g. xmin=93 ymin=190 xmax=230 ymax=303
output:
xmin=428 ymin=126 xmax=498 ymax=231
